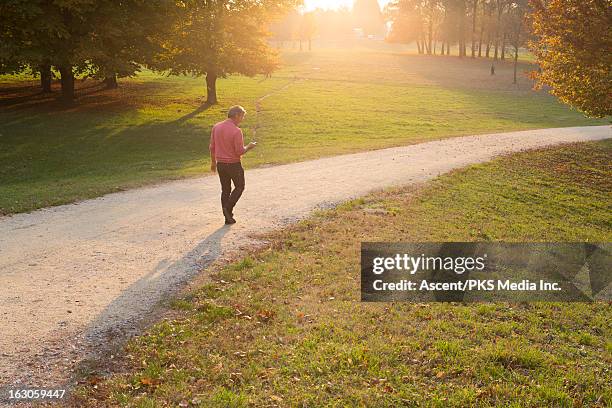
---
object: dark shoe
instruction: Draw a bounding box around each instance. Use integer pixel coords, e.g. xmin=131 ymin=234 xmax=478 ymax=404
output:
xmin=222 ymin=207 xmax=236 ymax=224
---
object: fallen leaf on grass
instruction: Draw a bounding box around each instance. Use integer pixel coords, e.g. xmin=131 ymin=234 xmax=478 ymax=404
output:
xmin=234 ymin=309 xmax=244 ymax=316
xmin=225 ymin=373 xmax=242 ymax=386
xmin=383 ymin=384 xmax=395 ymax=393
xmin=256 ymin=309 xmax=275 ymax=322
xmin=369 ymin=378 xmax=387 ymax=385
xmin=87 ymin=376 xmax=103 ymax=386
xmin=140 ymin=377 xmax=160 ymax=387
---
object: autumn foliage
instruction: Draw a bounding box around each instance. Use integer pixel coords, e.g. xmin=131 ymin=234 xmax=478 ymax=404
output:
xmin=529 ymin=0 xmax=612 ymax=117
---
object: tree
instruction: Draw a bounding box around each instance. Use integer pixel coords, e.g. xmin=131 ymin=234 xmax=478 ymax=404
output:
xmin=483 ymin=0 xmax=495 ymax=57
xmin=424 ymin=1 xmax=445 ymax=55
xmin=0 ymin=0 xmax=172 ymax=101
xmin=0 ymin=1 xmax=70 ymax=95
xmin=315 ymin=8 xmax=355 ymax=41
xmin=530 ymin=0 xmax=611 ymax=117
xmin=456 ymin=0 xmax=468 ymax=57
xmin=26 ymin=1 xmax=95 ymax=101
xmin=157 ymin=0 xmax=298 ymax=105
xmin=298 ymin=12 xmax=317 ymax=51
xmin=387 ymin=1 xmax=422 ymax=51
xmin=506 ymin=0 xmax=528 ymax=84
xmin=470 ymin=0 xmax=479 ymax=57
xmin=441 ymin=0 xmax=467 ymax=57
xmin=387 ymin=1 xmax=440 ymax=54
xmin=353 ymin=0 xmax=385 ymax=36
xmin=270 ymin=9 xmax=300 ymax=47
xmin=492 ymin=0 xmax=508 ymax=60
xmin=84 ymin=0 xmax=174 ymax=89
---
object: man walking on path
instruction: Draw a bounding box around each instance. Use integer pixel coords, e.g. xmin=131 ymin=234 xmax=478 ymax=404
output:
xmin=210 ymin=105 xmax=257 ymax=225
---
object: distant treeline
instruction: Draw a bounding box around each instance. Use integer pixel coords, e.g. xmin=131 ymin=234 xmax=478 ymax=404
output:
xmin=271 ymin=0 xmax=529 ymax=62
xmin=386 ymin=0 xmax=529 ymax=61
xmin=1 ymin=0 xmax=609 ymax=116
xmin=270 ymin=0 xmax=386 ymax=49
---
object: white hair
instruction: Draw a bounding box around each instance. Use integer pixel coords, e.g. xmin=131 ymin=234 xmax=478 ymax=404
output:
xmin=228 ymin=105 xmax=247 ymax=118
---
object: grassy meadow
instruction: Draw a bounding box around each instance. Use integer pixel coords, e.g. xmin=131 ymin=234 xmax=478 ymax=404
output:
xmin=73 ymin=140 xmax=612 ymax=407
xmin=0 ymin=46 xmax=607 ymax=215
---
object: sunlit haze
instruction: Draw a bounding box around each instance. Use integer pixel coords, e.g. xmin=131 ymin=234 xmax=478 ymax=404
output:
xmin=303 ymin=0 xmax=391 ymax=11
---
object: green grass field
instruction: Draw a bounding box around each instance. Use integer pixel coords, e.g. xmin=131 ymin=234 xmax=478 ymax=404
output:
xmin=0 ymin=48 xmax=607 ymax=214
xmin=74 ymin=140 xmax=611 ymax=407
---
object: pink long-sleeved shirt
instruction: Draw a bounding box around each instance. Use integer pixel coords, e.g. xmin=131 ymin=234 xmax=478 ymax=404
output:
xmin=209 ymin=119 xmax=247 ymax=164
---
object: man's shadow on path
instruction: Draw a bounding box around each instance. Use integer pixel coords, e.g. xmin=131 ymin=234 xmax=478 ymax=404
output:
xmin=74 ymin=225 xmax=231 ymax=375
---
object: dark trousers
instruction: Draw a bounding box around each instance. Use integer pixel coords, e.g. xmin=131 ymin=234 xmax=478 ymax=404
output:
xmin=217 ymin=162 xmax=245 ymax=214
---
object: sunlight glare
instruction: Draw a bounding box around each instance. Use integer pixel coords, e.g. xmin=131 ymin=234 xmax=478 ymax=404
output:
xmin=303 ymin=0 xmax=390 ymax=11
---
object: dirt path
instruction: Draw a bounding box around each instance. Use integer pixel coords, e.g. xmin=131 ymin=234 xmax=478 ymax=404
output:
xmin=0 ymin=126 xmax=609 ymax=390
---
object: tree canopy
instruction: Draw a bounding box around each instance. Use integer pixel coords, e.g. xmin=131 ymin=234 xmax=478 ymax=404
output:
xmin=0 ymin=0 xmax=173 ymax=100
xmin=153 ymin=0 xmax=299 ymax=104
xmin=353 ymin=0 xmax=385 ymax=35
xmin=0 ymin=0 xmax=295 ymax=104
xmin=529 ymin=0 xmax=611 ymax=117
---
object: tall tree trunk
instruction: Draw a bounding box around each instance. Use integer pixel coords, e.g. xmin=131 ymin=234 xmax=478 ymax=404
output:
xmin=206 ymin=72 xmax=218 ymax=105
xmin=471 ymin=0 xmax=478 ymax=58
xmin=446 ymin=42 xmax=450 ymax=55
xmin=440 ymin=7 xmax=447 ymax=56
xmin=494 ymin=0 xmax=503 ymax=60
xmin=512 ymin=18 xmax=523 ymax=84
xmin=500 ymin=33 xmax=507 ymax=60
xmin=484 ymin=2 xmax=492 ymax=58
xmin=40 ymin=64 xmax=52 ymax=93
xmin=513 ymin=44 xmax=519 ymax=84
xmin=103 ymin=74 xmax=118 ymax=89
xmin=59 ymin=65 xmax=75 ymax=102
xmin=458 ymin=0 xmax=467 ymax=58
xmin=478 ymin=13 xmax=485 ymax=57
xmin=422 ymin=33 xmax=430 ymax=54
xmin=428 ymin=1 xmax=434 ymax=55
